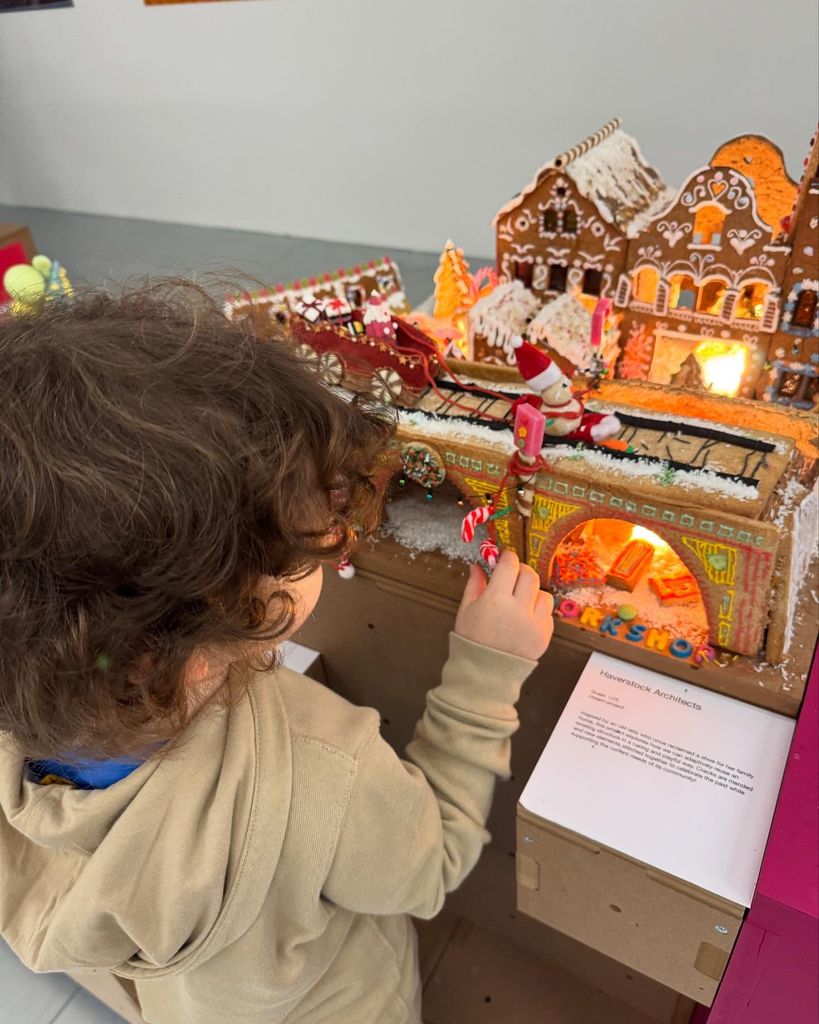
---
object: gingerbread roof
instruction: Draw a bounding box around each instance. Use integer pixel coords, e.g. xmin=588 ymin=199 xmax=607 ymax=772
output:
xmin=494 ymin=118 xmax=673 ymax=238
xmin=527 ymin=294 xmax=619 ymax=372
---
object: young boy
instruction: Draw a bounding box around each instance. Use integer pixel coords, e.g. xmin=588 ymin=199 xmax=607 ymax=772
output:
xmin=0 ymin=283 xmax=552 ymax=1024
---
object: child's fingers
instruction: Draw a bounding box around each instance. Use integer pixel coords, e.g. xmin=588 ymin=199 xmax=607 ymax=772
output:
xmin=460 ymin=562 xmax=488 ymax=606
xmin=487 ymin=549 xmax=519 ymax=594
xmin=513 ymin=563 xmax=540 ymax=606
xmin=535 ymin=590 xmax=555 ymax=619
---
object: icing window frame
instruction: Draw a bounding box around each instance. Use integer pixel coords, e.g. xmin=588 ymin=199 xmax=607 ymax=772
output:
xmin=632 ymin=265 xmax=660 ymax=305
xmin=734 ymin=280 xmax=770 ymax=321
xmin=690 ymin=203 xmax=727 ymax=247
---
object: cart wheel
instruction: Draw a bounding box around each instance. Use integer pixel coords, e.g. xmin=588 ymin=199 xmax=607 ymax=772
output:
xmin=319 ymin=351 xmax=344 ymax=386
xmin=371 ymin=368 xmax=403 ymax=404
xmin=295 ymin=342 xmax=319 ymax=370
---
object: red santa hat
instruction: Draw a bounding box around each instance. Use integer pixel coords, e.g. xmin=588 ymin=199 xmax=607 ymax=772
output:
xmin=511 ymin=336 xmax=563 ymax=391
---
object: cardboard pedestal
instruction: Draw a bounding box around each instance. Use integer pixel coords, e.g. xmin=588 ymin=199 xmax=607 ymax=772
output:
xmin=516 ymin=807 xmax=744 ymax=1005
xmin=0 ymin=223 xmax=35 ymax=259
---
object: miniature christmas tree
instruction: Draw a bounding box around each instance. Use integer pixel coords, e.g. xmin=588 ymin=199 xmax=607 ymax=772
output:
xmin=670 ymin=352 xmax=706 ymax=390
xmin=433 ymin=240 xmax=473 ymax=322
xmin=618 ymin=323 xmax=654 ymax=380
xmin=363 ymin=291 xmax=396 ymax=342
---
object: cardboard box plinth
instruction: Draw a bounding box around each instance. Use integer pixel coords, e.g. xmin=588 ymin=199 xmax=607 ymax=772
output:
xmin=516 ymin=806 xmax=744 ymax=1005
xmin=0 ymin=223 xmax=36 ymax=259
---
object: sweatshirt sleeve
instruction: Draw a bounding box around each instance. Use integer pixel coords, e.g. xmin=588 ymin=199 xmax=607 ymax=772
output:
xmin=322 ymin=632 xmax=537 ymax=920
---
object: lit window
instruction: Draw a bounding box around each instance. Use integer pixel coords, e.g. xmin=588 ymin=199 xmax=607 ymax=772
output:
xmin=792 ymin=288 xmax=817 ymax=328
xmin=549 ymin=264 xmax=568 ymax=292
xmin=582 ymin=269 xmax=602 ymax=296
xmin=735 ymin=282 xmax=769 ymax=320
xmin=632 ymin=266 xmax=659 ymax=304
xmin=669 ymin=274 xmax=697 ymax=310
xmin=542 ymin=209 xmax=558 ymax=232
xmin=697 ymin=279 xmax=729 ymax=317
xmin=692 ymin=205 xmax=726 ymax=246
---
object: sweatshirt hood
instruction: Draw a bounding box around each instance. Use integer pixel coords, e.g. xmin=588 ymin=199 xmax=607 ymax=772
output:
xmin=0 ymin=670 xmax=292 ymax=979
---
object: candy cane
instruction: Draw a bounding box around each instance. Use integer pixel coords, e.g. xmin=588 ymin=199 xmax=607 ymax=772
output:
xmin=461 ymin=505 xmax=492 ymax=543
xmin=479 ymin=539 xmax=500 ymax=568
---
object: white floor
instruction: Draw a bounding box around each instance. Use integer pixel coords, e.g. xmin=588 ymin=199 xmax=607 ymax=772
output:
xmin=0 ymin=936 xmax=124 ymax=1024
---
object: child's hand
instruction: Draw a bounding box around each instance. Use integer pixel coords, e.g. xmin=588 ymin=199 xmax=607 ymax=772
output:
xmin=454 ymin=550 xmax=554 ymax=661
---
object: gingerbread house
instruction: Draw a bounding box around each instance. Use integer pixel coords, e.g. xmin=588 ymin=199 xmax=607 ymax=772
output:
xmin=481 ymin=122 xmax=819 ymax=411
xmin=225 ymin=255 xmax=409 ymax=334
xmin=615 ymin=153 xmax=792 ymax=399
xmin=384 ymin=376 xmax=816 ymax=685
xmin=493 ymin=118 xmax=671 ymax=304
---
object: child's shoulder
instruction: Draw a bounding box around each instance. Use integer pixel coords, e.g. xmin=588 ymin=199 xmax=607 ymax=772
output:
xmin=272 ymin=667 xmax=381 ymax=764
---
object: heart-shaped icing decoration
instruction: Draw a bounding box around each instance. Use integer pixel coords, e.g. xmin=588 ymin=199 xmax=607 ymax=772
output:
xmin=709 ymin=179 xmax=728 ymax=199
xmin=707 ymin=553 xmax=729 ymax=571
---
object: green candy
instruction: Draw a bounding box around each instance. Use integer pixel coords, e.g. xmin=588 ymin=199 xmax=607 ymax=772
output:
xmin=617 ymin=604 xmax=638 ymax=622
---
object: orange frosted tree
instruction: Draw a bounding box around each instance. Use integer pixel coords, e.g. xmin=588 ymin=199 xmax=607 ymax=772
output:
xmin=433 ymin=240 xmax=474 ymax=322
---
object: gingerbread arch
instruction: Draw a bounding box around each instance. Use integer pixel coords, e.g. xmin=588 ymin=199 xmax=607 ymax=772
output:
xmin=525 ymin=506 xmax=720 ymax=645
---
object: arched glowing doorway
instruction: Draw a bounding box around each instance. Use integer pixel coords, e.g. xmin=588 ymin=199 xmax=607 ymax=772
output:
xmin=548 ymin=518 xmax=709 ymax=646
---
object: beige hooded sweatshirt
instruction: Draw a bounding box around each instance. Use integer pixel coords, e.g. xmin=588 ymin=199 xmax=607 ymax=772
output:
xmin=0 ymin=633 xmax=536 ymax=1024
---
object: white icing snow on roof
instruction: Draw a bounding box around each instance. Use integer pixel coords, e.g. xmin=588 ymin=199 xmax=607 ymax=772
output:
xmin=528 ymin=294 xmax=620 ymax=372
xmin=528 ymin=294 xmax=594 ymax=368
xmin=494 ymin=126 xmax=673 ymax=238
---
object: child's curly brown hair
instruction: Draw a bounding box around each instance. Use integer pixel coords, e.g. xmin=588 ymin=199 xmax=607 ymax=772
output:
xmin=0 ymin=281 xmax=393 ymax=759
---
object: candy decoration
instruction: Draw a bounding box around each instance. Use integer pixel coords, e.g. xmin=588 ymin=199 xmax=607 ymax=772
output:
xmin=553 ymin=548 xmax=604 ymax=587
xmin=371 ymin=367 xmax=404 ymax=404
xmin=461 ymin=504 xmax=492 ymax=543
xmin=555 ymin=597 xmax=714 ymax=667
xmin=335 ymin=557 xmax=355 ymax=580
xmin=513 ymin=402 xmax=547 ymax=517
xmin=401 ymin=442 xmax=446 ymax=489
xmin=649 ymin=572 xmax=699 ymax=605
xmin=514 ymin=402 xmax=547 ymax=457
xmin=605 ymin=539 xmax=655 ymax=591
xmin=479 ymin=539 xmax=500 ymax=568
xmin=590 ymin=297 xmax=612 ymax=348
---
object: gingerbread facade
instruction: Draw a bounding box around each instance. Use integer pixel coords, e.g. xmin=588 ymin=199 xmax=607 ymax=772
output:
xmin=615 ymin=163 xmax=790 ymax=398
xmin=493 ymin=118 xmax=671 ymax=305
xmin=488 ymin=121 xmax=819 ymax=410
xmin=763 ymin=129 xmax=819 ymax=408
xmin=225 ymin=255 xmax=409 ymax=335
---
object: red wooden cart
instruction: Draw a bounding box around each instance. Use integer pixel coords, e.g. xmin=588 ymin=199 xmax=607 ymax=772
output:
xmin=290 ymin=312 xmax=441 ymax=405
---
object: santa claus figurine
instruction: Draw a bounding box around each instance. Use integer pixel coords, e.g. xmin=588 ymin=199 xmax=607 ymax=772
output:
xmin=362 ymin=291 xmax=397 ymax=343
xmin=511 ymin=336 xmax=620 ymax=444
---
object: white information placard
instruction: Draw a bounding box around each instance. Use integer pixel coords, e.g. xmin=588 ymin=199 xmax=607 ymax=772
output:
xmin=520 ymin=652 xmax=795 ymax=906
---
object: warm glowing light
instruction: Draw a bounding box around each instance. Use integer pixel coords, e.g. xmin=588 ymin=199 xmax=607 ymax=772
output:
xmin=630 ymin=523 xmax=670 ymax=551
xmin=693 ymin=341 xmax=747 ymax=397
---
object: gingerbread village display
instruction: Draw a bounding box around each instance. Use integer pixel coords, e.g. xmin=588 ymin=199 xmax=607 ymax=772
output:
xmin=225 ymin=120 xmax=819 ymax=713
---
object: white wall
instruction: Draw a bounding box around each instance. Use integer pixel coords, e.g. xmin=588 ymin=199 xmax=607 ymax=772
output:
xmin=1 ymin=0 xmax=817 ymax=257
